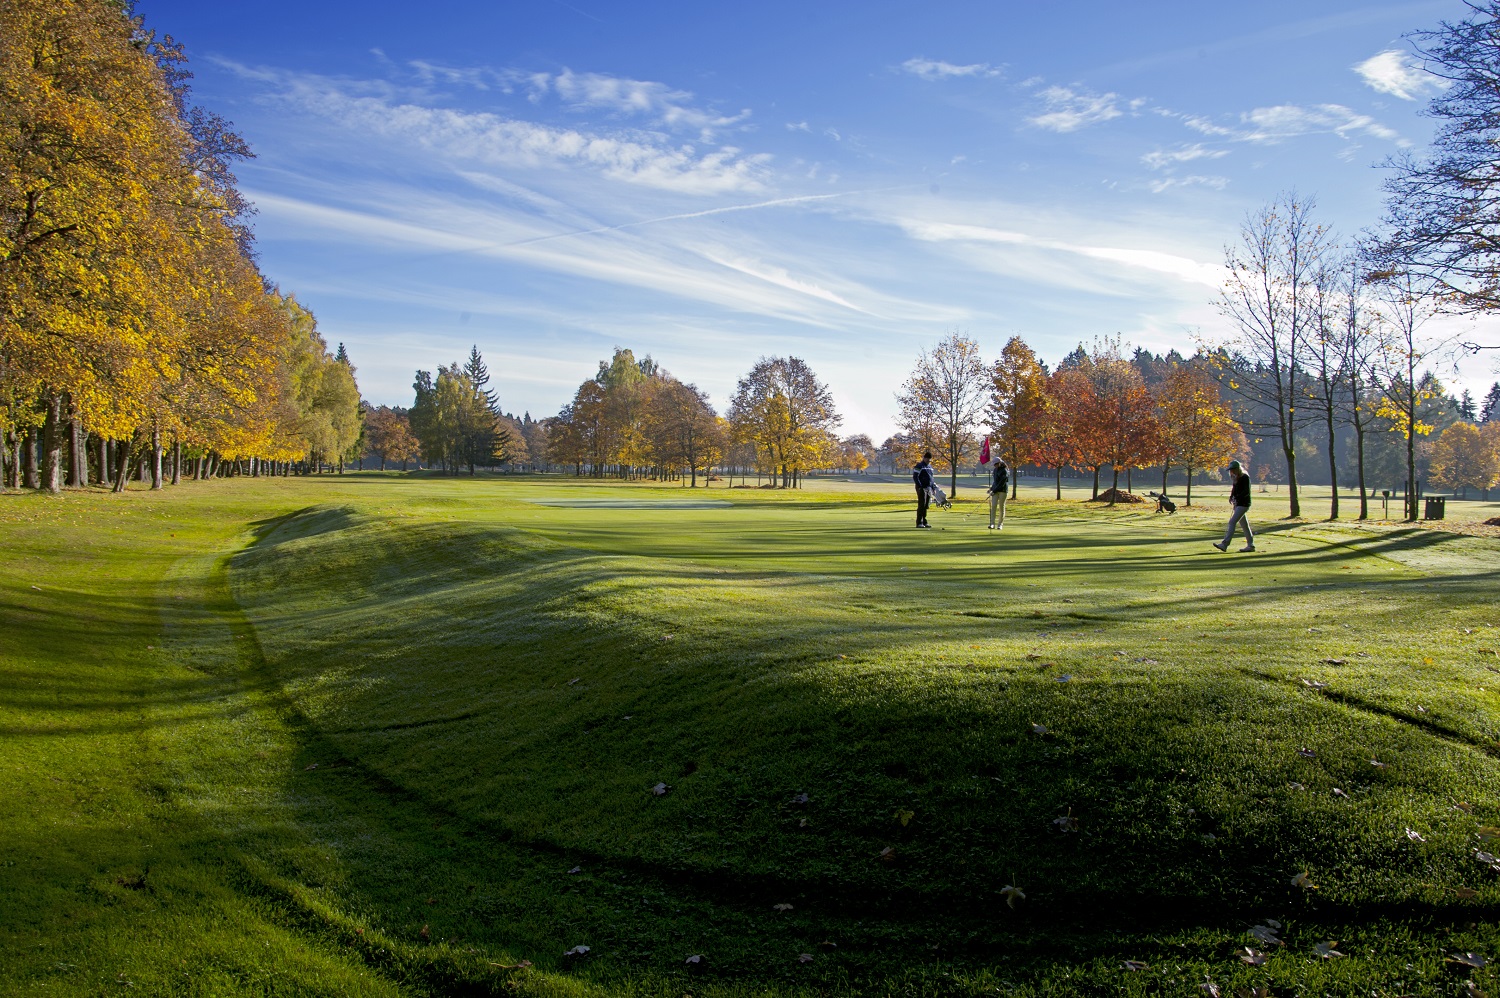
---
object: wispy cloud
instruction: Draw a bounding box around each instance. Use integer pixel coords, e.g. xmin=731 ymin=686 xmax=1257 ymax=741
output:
xmin=1028 ymin=86 xmax=1127 ymax=132
xmin=900 ymin=57 xmax=1002 ymax=81
xmin=1147 ymin=175 xmax=1229 ymax=194
xmin=1141 ymin=143 xmax=1229 ymax=170
xmin=894 ymin=218 xmax=1225 ymax=289
xmin=1354 ymin=49 xmax=1445 ymax=101
xmin=1175 ymin=103 xmax=1404 ymax=146
xmin=223 ymin=62 xmax=770 ymax=195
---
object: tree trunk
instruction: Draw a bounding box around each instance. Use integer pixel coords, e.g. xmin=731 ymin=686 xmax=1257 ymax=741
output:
xmin=41 ymin=393 xmax=65 ymax=493
xmin=98 ymin=436 xmax=111 ymax=488
xmin=8 ymin=431 xmax=19 ymax=490
xmin=1054 ymin=465 xmax=1062 ymax=500
xmin=1186 ymin=466 xmax=1194 ymax=506
xmin=67 ymin=407 xmax=85 ymax=487
xmin=1091 ymin=466 xmax=1100 ymax=501
xmin=171 ymin=438 xmax=181 ymax=485
xmin=1282 ymin=439 xmax=1301 ymax=518
xmin=112 ymin=438 xmax=133 ymax=493
xmin=1324 ymin=412 xmax=1338 ymax=520
xmin=1161 ymin=462 xmax=1170 ymax=495
xmin=1354 ymin=422 xmax=1368 ymax=520
xmin=24 ymin=427 xmax=40 ymax=489
xmin=150 ymin=425 xmax=163 ymax=490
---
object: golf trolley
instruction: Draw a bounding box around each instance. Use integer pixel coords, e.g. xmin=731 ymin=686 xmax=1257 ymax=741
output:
xmin=928 ymin=484 xmax=953 ymax=511
xmin=1148 ymin=490 xmax=1177 ymax=514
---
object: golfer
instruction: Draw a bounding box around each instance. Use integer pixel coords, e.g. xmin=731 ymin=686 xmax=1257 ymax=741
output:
xmin=1213 ymin=460 xmax=1255 ymax=553
xmin=987 ymin=459 xmax=1009 ymax=529
xmin=913 ymin=452 xmax=935 ymax=528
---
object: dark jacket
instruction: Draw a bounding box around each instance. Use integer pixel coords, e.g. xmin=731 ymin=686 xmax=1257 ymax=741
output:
xmin=990 ymin=463 xmax=1009 ymax=494
xmin=914 ymin=462 xmax=935 ymax=490
xmin=1231 ymin=473 xmax=1251 ymax=508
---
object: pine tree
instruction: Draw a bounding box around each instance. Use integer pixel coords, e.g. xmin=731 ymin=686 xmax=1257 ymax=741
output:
xmin=464 ymin=345 xmax=498 ymax=412
xmin=1483 ymin=382 xmax=1500 ymax=423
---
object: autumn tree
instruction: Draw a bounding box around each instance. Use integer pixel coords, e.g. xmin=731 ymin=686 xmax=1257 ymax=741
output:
xmin=1156 ymin=360 xmax=1244 ymax=505
xmin=897 ymin=332 xmax=988 ymax=493
xmin=364 ymin=406 xmax=420 ymax=470
xmin=988 ymin=335 xmax=1047 ymax=499
xmin=1429 ymin=421 xmax=1500 ymax=497
xmin=729 ymin=356 xmax=839 ymax=488
xmin=1370 ymin=272 xmax=1443 ymax=519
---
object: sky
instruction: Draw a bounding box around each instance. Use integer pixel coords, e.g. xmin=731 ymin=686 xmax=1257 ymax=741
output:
xmin=135 ymin=0 xmax=1500 ymax=438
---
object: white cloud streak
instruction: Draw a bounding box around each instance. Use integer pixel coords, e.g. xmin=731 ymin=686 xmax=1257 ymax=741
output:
xmin=1141 ymin=143 xmax=1228 ymax=170
xmin=900 ymin=57 xmax=1002 ymax=81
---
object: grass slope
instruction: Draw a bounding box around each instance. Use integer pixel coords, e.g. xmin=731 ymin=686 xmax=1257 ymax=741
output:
xmin=4 ymin=475 xmax=1500 ymax=996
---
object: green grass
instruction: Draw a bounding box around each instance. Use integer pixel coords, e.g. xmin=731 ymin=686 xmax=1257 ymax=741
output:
xmin=3 ymin=474 xmax=1500 ymax=996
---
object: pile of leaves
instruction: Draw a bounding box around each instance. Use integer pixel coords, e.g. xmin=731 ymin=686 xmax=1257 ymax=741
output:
xmin=1094 ymin=488 xmax=1145 ymax=504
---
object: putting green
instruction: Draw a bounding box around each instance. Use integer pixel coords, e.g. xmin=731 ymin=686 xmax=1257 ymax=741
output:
xmin=3 ymin=474 xmax=1499 ymax=997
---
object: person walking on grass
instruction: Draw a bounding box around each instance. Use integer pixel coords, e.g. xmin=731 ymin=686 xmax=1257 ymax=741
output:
xmin=913 ymin=452 xmax=936 ymax=529
xmin=987 ymin=458 xmax=1009 ymax=530
xmin=1213 ymin=460 xmax=1255 ymax=553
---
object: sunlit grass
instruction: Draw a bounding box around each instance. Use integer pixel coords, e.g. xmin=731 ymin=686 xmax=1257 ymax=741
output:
xmin=3 ymin=474 xmax=1499 ymax=995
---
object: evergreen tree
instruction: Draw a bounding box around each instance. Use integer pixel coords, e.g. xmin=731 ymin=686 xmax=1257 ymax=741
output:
xmin=1483 ymin=382 xmax=1500 ymax=422
xmin=1461 ymin=389 xmax=1478 ymax=421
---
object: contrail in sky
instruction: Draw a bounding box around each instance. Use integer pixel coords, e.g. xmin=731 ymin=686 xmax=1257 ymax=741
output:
xmin=505 ymin=188 xmax=902 ymax=248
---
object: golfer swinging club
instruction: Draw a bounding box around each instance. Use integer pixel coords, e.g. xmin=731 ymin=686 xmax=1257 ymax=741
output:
xmin=1213 ymin=459 xmax=1255 ymax=553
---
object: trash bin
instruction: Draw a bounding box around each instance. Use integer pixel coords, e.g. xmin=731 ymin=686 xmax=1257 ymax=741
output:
xmin=1423 ymin=496 xmax=1446 ymax=520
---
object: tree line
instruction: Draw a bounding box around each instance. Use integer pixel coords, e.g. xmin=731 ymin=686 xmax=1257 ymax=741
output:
xmin=1 ymin=0 xmax=362 ymax=494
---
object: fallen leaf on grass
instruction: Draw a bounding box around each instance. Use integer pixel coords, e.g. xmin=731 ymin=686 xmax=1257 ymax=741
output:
xmin=1291 ymin=871 xmax=1316 ymax=890
xmin=566 ymin=678 xmax=581 ymax=686
xmin=1030 ymin=723 xmax=1049 ymax=736
xmin=1235 ymin=988 xmax=1273 ymax=998
xmin=661 ymin=634 xmax=674 ymax=641
xmin=818 ymin=940 xmax=838 ymax=951
xmin=567 ymin=866 xmax=582 ymax=875
xmin=1288 ymin=782 xmax=1306 ymax=791
xmin=895 ymin=809 xmax=914 ymax=827
xmin=651 ymin=782 xmax=670 ymax=796
xmin=1248 ymin=924 xmax=1281 ymax=946
xmin=488 ymin=960 xmax=532 ymax=970
xmin=1239 ymin=947 xmax=1267 ymax=966
xmin=1200 ymin=979 xmax=1221 ymax=997
xmin=1475 ymin=850 xmax=1500 ymax=870
xmin=1478 ymin=826 xmax=1500 ymax=842
xmin=797 ymin=953 xmax=814 ymax=963
xmin=1001 ymin=884 xmax=1025 ymax=908
xmin=876 ymin=846 xmax=896 ymax=862
xmin=1296 ymin=748 xmax=1317 ymax=759
xmin=791 ymin=792 xmax=810 ymax=804
xmin=1301 ymin=679 xmax=1329 ymax=689
xmin=684 ymin=954 xmax=705 ymax=968
xmin=563 ymin=945 xmax=590 ymax=958
xmin=1454 ymin=887 xmax=1479 ymax=899
xmin=1332 ymin=787 xmax=1348 ymax=798
xmin=1448 ymin=952 xmax=1487 ymax=969
xmin=426 ymin=898 xmax=436 ymax=904
xmin=1461 ymin=981 xmax=1487 ymax=998
xmin=1405 ymin=828 xmax=1427 ymax=843
xmin=1053 ymin=808 xmax=1079 ymax=833
xmin=1320 ymin=659 xmax=1348 ymax=666
xmin=1371 ymin=759 xmax=1388 ymax=768
xmin=419 ymin=924 xmax=430 ymax=940
xmin=304 ymin=763 xmax=318 ymax=771
xmin=1313 ymin=941 xmax=1344 ymax=959
xmin=1122 ymin=960 xmax=1149 ymax=971
xmin=1055 ymin=674 xmax=1072 ymax=683
xmin=773 ymin=903 xmax=793 ymax=911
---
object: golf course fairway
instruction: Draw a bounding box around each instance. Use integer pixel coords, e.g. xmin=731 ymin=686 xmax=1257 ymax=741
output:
xmin=4 ymin=474 xmax=1500 ymax=996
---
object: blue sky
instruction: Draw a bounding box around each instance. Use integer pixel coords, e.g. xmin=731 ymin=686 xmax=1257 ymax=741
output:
xmin=137 ymin=0 xmax=1495 ymax=437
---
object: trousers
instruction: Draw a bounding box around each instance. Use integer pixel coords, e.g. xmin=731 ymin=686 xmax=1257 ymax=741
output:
xmin=989 ymin=489 xmax=1007 ymax=527
xmin=1220 ymin=505 xmax=1253 ymax=546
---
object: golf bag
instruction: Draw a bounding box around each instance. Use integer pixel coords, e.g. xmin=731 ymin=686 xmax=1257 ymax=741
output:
xmin=928 ymin=484 xmax=952 ymax=511
xmin=1149 ymin=490 xmax=1177 ymax=514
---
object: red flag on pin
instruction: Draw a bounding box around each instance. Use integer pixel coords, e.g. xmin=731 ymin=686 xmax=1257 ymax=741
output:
xmin=979 ymin=437 xmax=991 ymax=465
